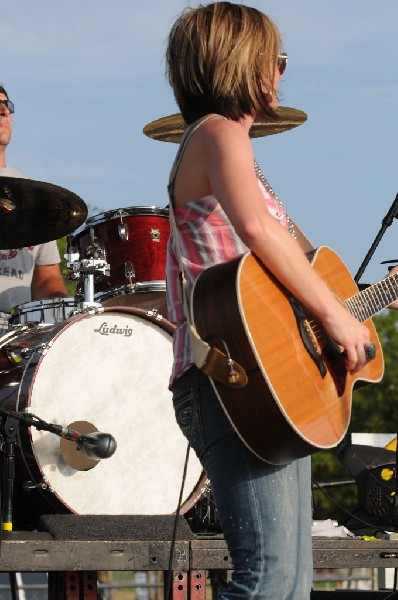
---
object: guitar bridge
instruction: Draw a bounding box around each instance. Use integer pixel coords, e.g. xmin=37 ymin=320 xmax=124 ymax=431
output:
xmin=289 ymin=297 xmax=327 ymax=378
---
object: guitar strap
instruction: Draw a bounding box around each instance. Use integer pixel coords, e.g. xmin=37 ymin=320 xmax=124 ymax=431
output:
xmin=167 ymin=116 xmax=315 ymax=386
xmin=168 ymin=115 xmax=248 ymax=387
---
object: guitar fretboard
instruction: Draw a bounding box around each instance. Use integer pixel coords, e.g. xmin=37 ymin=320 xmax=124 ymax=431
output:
xmin=344 ymin=273 xmax=398 ymax=322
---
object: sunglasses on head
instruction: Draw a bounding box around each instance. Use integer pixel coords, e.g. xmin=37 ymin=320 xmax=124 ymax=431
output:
xmin=0 ymin=99 xmax=15 ymax=114
xmin=277 ymin=52 xmax=288 ymax=76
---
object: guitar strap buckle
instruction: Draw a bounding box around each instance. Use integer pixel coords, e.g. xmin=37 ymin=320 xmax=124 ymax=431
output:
xmin=188 ymin=323 xmax=247 ymax=388
xmin=201 ymin=346 xmax=248 ymax=389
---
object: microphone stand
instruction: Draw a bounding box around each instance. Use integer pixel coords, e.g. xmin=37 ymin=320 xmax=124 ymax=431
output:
xmin=0 ymin=408 xmax=116 ymax=532
xmin=0 ymin=413 xmax=19 ymax=533
xmin=0 ymin=408 xmax=49 ymax=533
xmin=0 ymin=409 xmax=87 ymax=533
xmin=354 ymin=192 xmax=398 ymax=283
xmin=353 ymin=192 xmax=398 ymax=530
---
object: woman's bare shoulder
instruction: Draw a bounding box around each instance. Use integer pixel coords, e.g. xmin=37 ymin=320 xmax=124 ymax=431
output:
xmin=196 ymin=115 xmax=252 ymax=152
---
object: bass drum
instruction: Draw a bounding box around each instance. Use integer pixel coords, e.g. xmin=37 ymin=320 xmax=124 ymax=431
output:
xmin=0 ymin=307 xmax=205 ymax=529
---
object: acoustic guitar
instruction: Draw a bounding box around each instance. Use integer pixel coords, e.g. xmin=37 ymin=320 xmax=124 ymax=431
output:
xmin=192 ymin=246 xmax=389 ymax=465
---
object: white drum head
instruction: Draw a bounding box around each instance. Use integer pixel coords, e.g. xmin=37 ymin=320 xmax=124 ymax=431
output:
xmin=27 ymin=308 xmax=203 ymax=515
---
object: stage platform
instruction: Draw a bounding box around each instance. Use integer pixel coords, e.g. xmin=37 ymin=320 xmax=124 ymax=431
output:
xmin=1 ymin=516 xmax=398 ymax=598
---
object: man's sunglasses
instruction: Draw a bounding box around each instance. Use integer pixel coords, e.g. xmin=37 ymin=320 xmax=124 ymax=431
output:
xmin=277 ymin=53 xmax=288 ymax=76
xmin=0 ymin=99 xmax=15 ymax=114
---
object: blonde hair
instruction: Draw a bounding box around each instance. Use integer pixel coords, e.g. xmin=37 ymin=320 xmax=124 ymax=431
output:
xmin=166 ymin=2 xmax=282 ymax=124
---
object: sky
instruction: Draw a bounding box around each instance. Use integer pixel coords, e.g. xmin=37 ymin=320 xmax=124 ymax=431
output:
xmin=1 ymin=0 xmax=398 ymax=287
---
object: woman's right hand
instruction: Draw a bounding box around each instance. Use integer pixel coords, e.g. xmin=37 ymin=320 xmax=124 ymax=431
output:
xmin=319 ymin=299 xmax=371 ymax=375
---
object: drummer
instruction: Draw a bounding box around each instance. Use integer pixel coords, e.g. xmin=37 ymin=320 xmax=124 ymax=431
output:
xmin=0 ymin=82 xmax=67 ymax=334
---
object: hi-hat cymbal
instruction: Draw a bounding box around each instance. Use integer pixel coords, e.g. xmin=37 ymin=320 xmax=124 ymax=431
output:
xmin=143 ymin=106 xmax=307 ymax=143
xmin=0 ymin=177 xmax=88 ymax=249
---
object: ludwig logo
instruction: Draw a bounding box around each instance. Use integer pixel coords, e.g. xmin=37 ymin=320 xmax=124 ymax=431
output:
xmin=94 ymin=322 xmax=133 ymax=337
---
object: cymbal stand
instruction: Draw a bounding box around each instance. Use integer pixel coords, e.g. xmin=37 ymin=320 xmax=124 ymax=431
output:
xmin=65 ymin=228 xmax=110 ymax=309
xmin=354 ymin=192 xmax=398 ymax=283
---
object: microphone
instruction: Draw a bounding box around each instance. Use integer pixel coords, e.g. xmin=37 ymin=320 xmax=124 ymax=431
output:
xmin=0 ymin=411 xmax=117 ymax=462
xmin=40 ymin=423 xmax=117 ymax=460
xmin=76 ymin=432 xmax=117 ymax=460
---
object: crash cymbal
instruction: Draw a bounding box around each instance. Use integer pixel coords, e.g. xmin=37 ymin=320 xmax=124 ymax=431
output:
xmin=0 ymin=177 xmax=88 ymax=249
xmin=143 ymin=106 xmax=307 ymax=143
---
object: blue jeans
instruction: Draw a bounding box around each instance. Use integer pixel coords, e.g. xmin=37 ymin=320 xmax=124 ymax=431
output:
xmin=173 ymin=373 xmax=313 ymax=599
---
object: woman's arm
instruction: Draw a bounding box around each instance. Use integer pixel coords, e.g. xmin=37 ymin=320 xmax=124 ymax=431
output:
xmin=201 ymin=117 xmax=371 ymax=374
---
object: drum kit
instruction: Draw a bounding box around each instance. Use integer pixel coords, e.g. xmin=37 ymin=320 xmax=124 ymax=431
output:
xmin=0 ymin=108 xmax=307 ymax=531
xmin=0 ymin=177 xmax=208 ymax=530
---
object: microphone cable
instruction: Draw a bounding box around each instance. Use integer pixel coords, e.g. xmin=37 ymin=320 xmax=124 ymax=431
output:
xmin=165 ymin=368 xmax=202 ymax=600
xmin=165 ymin=334 xmax=232 ymax=600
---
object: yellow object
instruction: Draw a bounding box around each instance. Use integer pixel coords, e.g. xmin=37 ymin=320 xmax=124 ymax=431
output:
xmin=385 ymin=436 xmax=397 ymax=451
xmin=381 ymin=467 xmax=395 ymax=481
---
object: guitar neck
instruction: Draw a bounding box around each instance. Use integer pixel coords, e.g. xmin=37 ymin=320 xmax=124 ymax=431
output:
xmin=345 ymin=272 xmax=398 ymax=322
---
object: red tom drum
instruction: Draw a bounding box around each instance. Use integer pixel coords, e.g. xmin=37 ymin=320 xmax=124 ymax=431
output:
xmin=69 ymin=206 xmax=170 ymax=303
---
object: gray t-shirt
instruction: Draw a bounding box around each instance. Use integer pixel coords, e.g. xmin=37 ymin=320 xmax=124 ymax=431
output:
xmin=0 ymin=166 xmax=61 ymax=315
xmin=0 ymin=244 xmax=61 ymax=312
xmin=0 ymin=166 xmax=25 ymax=178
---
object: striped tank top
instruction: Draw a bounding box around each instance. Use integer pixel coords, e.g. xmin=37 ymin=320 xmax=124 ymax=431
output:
xmin=166 ymin=180 xmax=290 ymax=388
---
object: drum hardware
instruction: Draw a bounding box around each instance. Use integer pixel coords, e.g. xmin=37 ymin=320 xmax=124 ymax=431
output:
xmin=184 ymin=480 xmax=221 ymax=535
xmin=22 ymin=479 xmax=50 ymax=492
xmin=146 ymin=308 xmax=163 ymax=322
xmin=0 ymin=177 xmax=88 ymax=249
xmin=13 ymin=342 xmax=49 ymax=361
xmin=116 ymin=208 xmax=131 ymax=242
xmin=150 ymin=228 xmax=161 ymax=242
xmin=87 ymin=226 xmax=107 ymax=261
xmin=125 ymin=261 xmax=135 ymax=284
xmin=1 ymin=338 xmax=51 ymax=369
xmin=65 ymin=247 xmax=110 ymax=310
xmin=81 ymin=267 xmax=103 ymax=309
xmin=0 ymin=411 xmax=53 ymax=532
xmin=118 ymin=222 xmax=129 ymax=241
xmin=93 ymin=282 xmax=168 ymax=318
xmin=0 ymin=407 xmax=117 ymax=531
xmin=0 ymin=409 xmax=117 ymax=460
xmin=0 ymin=411 xmax=18 ymax=531
xmin=9 ymin=298 xmax=78 ymax=328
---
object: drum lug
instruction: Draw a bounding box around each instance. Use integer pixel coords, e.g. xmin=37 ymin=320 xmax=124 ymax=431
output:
xmin=82 ymin=305 xmax=105 ymax=315
xmin=118 ymin=222 xmax=129 ymax=241
xmin=150 ymin=228 xmax=161 ymax=243
xmin=8 ymin=342 xmax=50 ymax=362
xmin=124 ymin=261 xmax=135 ymax=283
xmin=33 ymin=342 xmax=52 ymax=357
xmin=146 ymin=309 xmax=163 ymax=321
xmin=22 ymin=478 xmax=52 ymax=492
